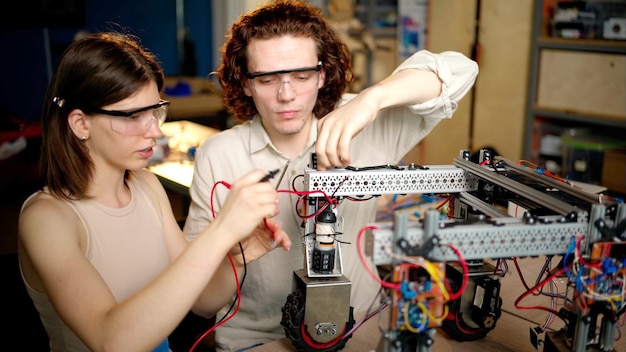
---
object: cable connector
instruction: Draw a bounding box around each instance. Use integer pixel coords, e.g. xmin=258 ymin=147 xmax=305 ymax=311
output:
xmin=529 ymin=326 xmax=544 ymax=349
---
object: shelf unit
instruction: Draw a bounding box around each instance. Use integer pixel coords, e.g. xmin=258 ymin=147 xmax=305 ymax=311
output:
xmin=355 ymin=0 xmax=398 ymax=38
xmin=354 ymin=0 xmax=399 ymax=88
xmin=524 ymin=0 xmax=626 ymax=193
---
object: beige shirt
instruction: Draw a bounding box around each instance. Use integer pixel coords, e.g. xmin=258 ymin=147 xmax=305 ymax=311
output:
xmin=21 ymin=179 xmax=169 ymax=352
xmin=184 ymin=50 xmax=478 ymax=351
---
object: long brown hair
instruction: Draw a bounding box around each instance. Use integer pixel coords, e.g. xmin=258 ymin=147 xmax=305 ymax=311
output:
xmin=216 ymin=0 xmax=353 ymax=124
xmin=41 ymin=32 xmax=164 ymax=200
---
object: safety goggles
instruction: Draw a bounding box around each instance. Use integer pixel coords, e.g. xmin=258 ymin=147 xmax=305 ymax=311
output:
xmin=85 ymin=100 xmax=170 ymax=136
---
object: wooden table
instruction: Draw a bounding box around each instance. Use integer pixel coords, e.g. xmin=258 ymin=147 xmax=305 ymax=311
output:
xmin=251 ymin=302 xmax=546 ymax=352
xmin=250 ymin=257 xmax=626 ymax=352
xmin=159 ymin=120 xmax=220 ymax=156
xmin=252 ymin=312 xmax=552 ymax=352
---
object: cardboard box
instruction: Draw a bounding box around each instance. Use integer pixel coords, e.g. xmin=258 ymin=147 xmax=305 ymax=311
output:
xmin=602 ymin=149 xmax=626 ymax=194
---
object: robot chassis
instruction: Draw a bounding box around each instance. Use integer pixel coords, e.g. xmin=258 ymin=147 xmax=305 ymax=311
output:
xmin=279 ymin=150 xmax=626 ymax=352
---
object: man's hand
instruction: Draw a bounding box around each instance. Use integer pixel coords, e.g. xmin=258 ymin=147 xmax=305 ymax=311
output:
xmin=315 ymin=90 xmax=379 ymax=170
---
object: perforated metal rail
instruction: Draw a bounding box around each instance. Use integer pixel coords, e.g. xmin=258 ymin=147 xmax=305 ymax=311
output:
xmin=303 ymin=165 xmax=478 ymax=196
xmin=365 ymin=211 xmax=588 ymax=264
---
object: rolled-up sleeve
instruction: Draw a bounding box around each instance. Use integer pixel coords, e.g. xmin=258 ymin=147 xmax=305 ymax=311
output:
xmin=393 ymin=50 xmax=478 ymax=119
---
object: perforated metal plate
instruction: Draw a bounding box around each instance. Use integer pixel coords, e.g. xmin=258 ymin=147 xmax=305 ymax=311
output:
xmin=366 ymin=219 xmax=587 ymax=264
xmin=304 ymin=166 xmax=478 ymax=196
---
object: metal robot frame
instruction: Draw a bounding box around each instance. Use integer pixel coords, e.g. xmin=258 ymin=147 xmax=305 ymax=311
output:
xmin=279 ymin=150 xmax=625 ymax=352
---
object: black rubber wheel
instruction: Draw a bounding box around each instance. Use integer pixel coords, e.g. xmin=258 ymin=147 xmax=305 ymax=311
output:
xmin=440 ymin=294 xmax=501 ymax=341
xmin=440 ymin=266 xmax=502 ymax=342
xmin=281 ymin=289 xmax=355 ymax=352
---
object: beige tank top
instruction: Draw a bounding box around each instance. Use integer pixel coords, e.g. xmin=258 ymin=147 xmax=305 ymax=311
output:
xmin=21 ymin=178 xmax=169 ymax=351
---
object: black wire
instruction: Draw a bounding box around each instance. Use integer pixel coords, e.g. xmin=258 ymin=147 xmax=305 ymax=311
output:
xmin=346 ymin=195 xmax=377 ymax=201
xmin=216 ymin=242 xmax=247 ymax=325
xmin=291 ymin=174 xmax=303 ymax=191
xmin=330 ymin=176 xmax=349 ymax=198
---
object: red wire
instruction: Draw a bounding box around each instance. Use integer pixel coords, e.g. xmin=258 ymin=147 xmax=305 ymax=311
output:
xmin=443 ymin=242 xmax=469 ymax=301
xmin=189 ymin=183 xmax=340 ymax=350
xmin=575 ymin=235 xmax=602 ymax=268
xmin=436 ymin=194 xmax=452 ymax=210
xmin=188 ymin=254 xmax=241 ymax=352
xmin=193 ymin=178 xmax=473 ymax=349
xmin=514 ymin=266 xmax=566 ymax=316
xmin=301 ymin=323 xmax=349 ymax=349
xmin=356 ymin=224 xmax=401 ymax=290
xmin=513 ymin=257 xmax=543 ymax=296
xmin=189 ymin=180 xmax=240 ymax=352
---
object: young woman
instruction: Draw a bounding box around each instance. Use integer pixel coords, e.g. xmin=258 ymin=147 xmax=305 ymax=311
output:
xmin=18 ymin=31 xmax=291 ymax=352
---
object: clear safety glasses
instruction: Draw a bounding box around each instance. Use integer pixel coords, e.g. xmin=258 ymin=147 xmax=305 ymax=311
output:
xmin=246 ymin=61 xmax=322 ymax=96
xmin=86 ymin=100 xmax=170 ymax=136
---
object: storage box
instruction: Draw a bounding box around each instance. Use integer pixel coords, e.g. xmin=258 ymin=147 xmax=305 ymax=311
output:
xmin=601 ymin=149 xmax=626 ymax=194
xmin=537 ymin=50 xmax=626 ymax=120
xmin=561 ymin=133 xmax=626 ymax=185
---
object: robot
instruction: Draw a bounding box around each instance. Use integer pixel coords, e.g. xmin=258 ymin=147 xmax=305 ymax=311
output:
xmin=280 ymin=150 xmax=626 ymax=352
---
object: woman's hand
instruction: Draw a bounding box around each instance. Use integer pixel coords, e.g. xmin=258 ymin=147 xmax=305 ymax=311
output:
xmin=229 ymin=218 xmax=291 ymax=266
xmin=210 ymin=169 xmax=291 ymax=260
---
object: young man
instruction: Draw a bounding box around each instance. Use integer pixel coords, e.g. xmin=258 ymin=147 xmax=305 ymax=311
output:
xmin=184 ymin=1 xmax=478 ymax=351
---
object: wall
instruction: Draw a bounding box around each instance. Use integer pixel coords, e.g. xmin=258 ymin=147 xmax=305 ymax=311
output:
xmin=211 ymin=0 xmax=265 ymax=78
xmin=404 ymin=0 xmax=532 ymax=165
xmin=403 ymin=0 xmax=477 ymax=165
xmin=0 ymin=0 xmax=213 ymax=122
xmin=471 ymin=0 xmax=532 ymax=161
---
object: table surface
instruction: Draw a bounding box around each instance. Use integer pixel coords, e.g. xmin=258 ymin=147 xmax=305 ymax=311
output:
xmin=160 ymin=120 xmax=220 ymax=154
xmin=251 ymin=257 xmax=625 ymax=352
xmin=251 ymin=312 xmax=544 ymax=352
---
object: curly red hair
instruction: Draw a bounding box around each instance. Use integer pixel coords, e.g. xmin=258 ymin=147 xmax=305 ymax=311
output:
xmin=216 ymin=0 xmax=353 ymax=123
